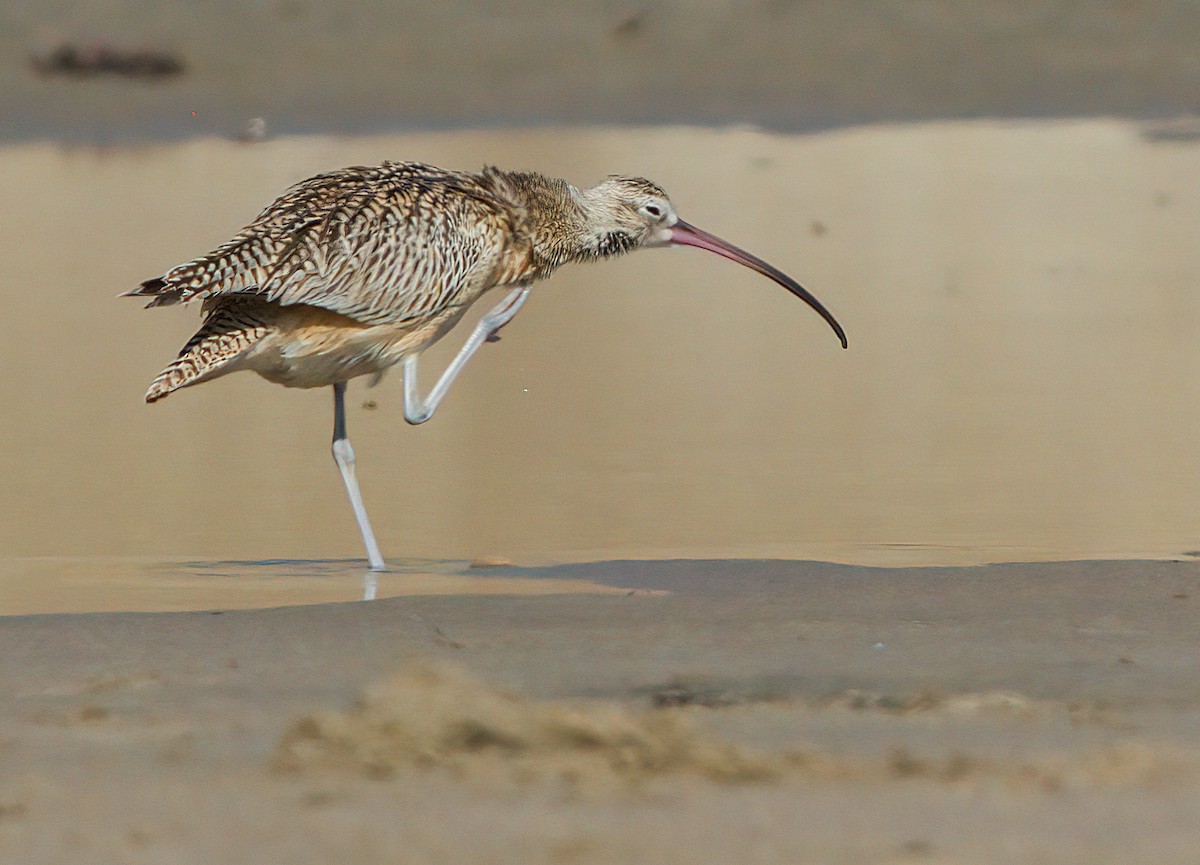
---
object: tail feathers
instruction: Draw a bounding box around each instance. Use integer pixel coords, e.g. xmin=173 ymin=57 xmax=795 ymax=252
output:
xmin=146 ymin=301 xmax=269 ymax=402
xmin=122 ymin=276 xmax=164 ymax=296
xmin=123 ymin=276 xmax=189 ymax=308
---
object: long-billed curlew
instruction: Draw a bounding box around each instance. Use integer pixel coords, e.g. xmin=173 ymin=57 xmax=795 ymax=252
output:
xmin=127 ymin=162 xmax=847 ymax=570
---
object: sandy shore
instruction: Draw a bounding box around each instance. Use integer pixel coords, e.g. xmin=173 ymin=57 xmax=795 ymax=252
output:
xmin=7 ymin=0 xmax=1200 ymax=858
xmin=4 ymin=69 xmax=1200 ymax=862
xmin=3 ymin=558 xmax=1199 ymax=864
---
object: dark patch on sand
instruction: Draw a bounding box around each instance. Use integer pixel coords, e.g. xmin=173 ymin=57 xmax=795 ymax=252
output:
xmin=30 ymin=43 xmax=185 ymax=79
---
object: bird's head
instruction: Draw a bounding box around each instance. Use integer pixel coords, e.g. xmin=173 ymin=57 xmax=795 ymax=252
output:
xmin=577 ymin=176 xmax=679 ymax=256
xmin=578 ymin=175 xmax=848 ymax=349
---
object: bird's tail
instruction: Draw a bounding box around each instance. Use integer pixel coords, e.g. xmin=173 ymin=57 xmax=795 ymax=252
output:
xmin=146 ymin=299 xmax=270 ymax=403
xmin=123 ymin=276 xmax=189 ymax=307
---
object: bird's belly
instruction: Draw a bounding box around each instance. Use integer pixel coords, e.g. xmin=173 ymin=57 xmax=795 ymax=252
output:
xmin=240 ymin=306 xmax=464 ymax=389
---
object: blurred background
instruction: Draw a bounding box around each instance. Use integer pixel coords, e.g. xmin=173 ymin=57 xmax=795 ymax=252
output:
xmin=7 ymin=0 xmax=1200 ymax=141
xmin=4 ymin=1 xmax=1200 ymax=610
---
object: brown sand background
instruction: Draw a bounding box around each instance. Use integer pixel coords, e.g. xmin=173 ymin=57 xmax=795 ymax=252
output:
xmin=6 ymin=1 xmax=1200 ymax=862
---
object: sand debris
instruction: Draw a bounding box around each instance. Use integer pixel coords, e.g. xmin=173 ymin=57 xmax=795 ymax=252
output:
xmin=831 ymin=687 xmax=1036 ymax=716
xmin=275 ymin=667 xmax=1192 ymax=794
xmin=275 ymin=665 xmax=778 ymax=786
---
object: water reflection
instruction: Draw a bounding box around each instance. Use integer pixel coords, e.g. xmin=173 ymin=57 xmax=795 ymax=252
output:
xmin=179 ymin=558 xmax=385 ymax=602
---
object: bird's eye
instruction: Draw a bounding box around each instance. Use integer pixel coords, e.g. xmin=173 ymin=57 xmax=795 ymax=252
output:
xmin=643 ymin=204 xmax=662 ymax=218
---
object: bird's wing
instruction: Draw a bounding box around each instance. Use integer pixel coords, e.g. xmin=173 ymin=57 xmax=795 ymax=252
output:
xmin=133 ymin=163 xmax=514 ymax=326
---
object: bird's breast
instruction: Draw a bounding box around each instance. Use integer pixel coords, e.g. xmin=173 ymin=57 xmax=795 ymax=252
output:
xmin=239 ymin=303 xmax=470 ymax=389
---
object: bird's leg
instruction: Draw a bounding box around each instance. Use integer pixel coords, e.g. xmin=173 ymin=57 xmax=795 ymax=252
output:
xmin=403 ymin=286 xmax=530 ymax=425
xmin=331 ymin=381 xmax=387 ymax=572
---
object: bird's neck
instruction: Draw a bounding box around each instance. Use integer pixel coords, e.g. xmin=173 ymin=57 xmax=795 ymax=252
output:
xmin=485 ymin=170 xmax=615 ymax=274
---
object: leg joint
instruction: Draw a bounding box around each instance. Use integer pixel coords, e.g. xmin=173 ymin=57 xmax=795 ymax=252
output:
xmin=404 ymin=406 xmax=432 ymax=425
xmin=332 ymin=437 xmax=356 ymax=466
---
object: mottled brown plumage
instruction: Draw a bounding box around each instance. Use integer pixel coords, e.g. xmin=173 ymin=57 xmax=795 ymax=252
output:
xmin=135 ymin=166 xmax=685 ymax=397
xmin=128 ymin=160 xmax=845 ymax=570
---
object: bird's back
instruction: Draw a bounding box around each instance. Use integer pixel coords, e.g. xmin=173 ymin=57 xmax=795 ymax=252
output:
xmin=133 ymin=162 xmax=545 ymax=401
xmin=131 ymin=162 xmax=526 ymax=327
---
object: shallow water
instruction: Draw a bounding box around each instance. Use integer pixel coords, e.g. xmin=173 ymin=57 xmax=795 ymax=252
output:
xmin=4 ymin=121 xmax=1200 ymax=613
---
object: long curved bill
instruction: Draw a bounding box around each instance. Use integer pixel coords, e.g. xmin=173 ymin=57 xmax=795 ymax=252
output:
xmin=668 ymin=220 xmax=847 ymax=348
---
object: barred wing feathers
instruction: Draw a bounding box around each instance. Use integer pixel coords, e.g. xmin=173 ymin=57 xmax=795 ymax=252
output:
xmin=131 ymin=163 xmax=516 ymax=327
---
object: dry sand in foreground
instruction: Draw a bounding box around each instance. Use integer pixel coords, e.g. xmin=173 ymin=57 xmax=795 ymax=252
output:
xmin=2 ymin=558 xmax=1199 ymax=864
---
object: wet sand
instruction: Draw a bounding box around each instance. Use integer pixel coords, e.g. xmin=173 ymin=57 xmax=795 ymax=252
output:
xmin=4 ymin=118 xmax=1200 ymax=860
xmin=4 ymin=559 xmax=1200 ymax=864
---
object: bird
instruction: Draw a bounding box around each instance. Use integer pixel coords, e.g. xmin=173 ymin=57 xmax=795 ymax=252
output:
xmin=127 ymin=161 xmax=847 ymax=571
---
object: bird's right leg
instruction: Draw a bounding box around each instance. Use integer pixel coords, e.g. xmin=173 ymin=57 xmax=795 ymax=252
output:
xmin=332 ymin=381 xmax=387 ymax=571
xmin=403 ymin=286 xmax=530 ymax=425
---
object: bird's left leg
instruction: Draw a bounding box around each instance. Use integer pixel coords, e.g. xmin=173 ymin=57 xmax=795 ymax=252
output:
xmin=331 ymin=381 xmax=387 ymax=571
xmin=403 ymin=286 xmax=530 ymax=425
